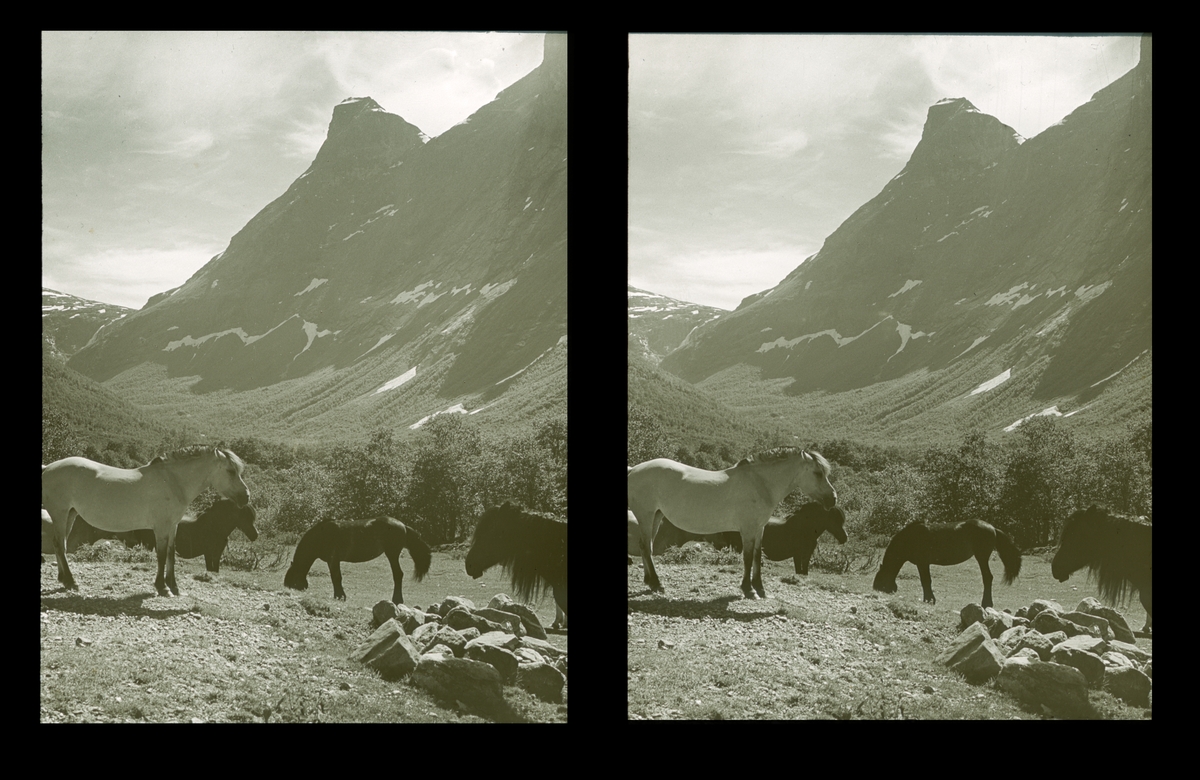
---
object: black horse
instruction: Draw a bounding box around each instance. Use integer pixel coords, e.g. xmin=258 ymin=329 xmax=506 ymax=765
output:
xmin=47 ymin=500 xmax=257 ymax=573
xmin=873 ymin=519 xmax=1021 ymax=609
xmin=762 ymin=504 xmax=848 ymax=574
xmin=466 ymin=502 xmax=567 ymax=629
xmin=1052 ymin=505 xmax=1152 ymax=634
xmin=174 ymin=501 xmax=258 ymax=572
xmin=284 ymin=516 xmax=431 ymax=604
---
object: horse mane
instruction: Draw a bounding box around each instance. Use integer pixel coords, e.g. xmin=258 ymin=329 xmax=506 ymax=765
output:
xmin=476 ymin=502 xmax=566 ymax=603
xmin=1064 ymin=505 xmax=1152 ymax=605
xmin=736 ymin=446 xmax=830 ymax=474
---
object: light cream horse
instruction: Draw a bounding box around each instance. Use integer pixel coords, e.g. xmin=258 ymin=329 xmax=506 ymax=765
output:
xmin=628 ymin=447 xmax=836 ymax=599
xmin=42 ymin=446 xmax=251 ymax=597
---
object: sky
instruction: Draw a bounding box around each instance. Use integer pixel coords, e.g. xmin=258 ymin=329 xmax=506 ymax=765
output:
xmin=629 ymin=34 xmax=1144 ymax=311
xmin=42 ymin=31 xmax=545 ymax=310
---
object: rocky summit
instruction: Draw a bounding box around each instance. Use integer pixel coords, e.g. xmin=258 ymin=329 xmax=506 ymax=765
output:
xmin=66 ymin=36 xmax=566 ymax=435
xmin=627 ymin=285 xmax=726 ymax=364
xmin=42 ymin=288 xmax=134 ymax=360
xmin=658 ymin=37 xmax=1150 ymax=435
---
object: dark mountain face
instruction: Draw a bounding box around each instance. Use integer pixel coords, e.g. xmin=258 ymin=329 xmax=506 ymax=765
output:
xmin=627 ymin=286 xmax=726 ymax=364
xmin=660 ymin=38 xmax=1150 ymax=411
xmin=42 ymin=288 xmax=134 ymax=360
xmin=69 ymin=36 xmax=566 ymax=409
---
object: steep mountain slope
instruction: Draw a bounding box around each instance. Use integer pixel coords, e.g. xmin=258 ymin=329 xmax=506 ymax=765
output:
xmin=66 ymin=36 xmax=566 ymax=438
xmin=627 ymin=285 xmax=726 ymax=363
xmin=42 ymin=288 xmax=134 ymax=360
xmin=42 ymin=338 xmax=176 ymax=451
xmin=659 ymin=37 xmax=1150 ymax=439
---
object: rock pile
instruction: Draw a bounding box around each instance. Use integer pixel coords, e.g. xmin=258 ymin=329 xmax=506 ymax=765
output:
xmin=350 ymin=593 xmax=567 ymax=716
xmin=938 ymin=596 xmax=1151 ymax=717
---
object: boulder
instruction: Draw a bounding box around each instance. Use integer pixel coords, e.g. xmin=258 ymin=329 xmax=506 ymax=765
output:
xmin=1074 ymin=597 xmax=1136 ymax=644
xmin=1049 ymin=645 xmax=1105 ymax=685
xmin=425 ymin=625 xmax=469 ymax=657
xmin=1025 ymin=599 xmax=1065 ymax=621
xmin=473 ymin=608 xmax=526 ymax=637
xmin=937 ymin=622 xmax=1005 ymax=684
xmin=1060 ymin=611 xmax=1112 ymax=642
xmin=998 ymin=657 xmax=1093 ymax=718
xmin=465 ymin=642 xmax=520 ymax=681
xmin=959 ymin=603 xmax=986 ymax=631
xmin=516 ymin=661 xmax=566 ymax=702
xmin=466 ymin=631 xmax=522 ymax=652
xmin=411 ymin=656 xmax=507 ymax=716
xmin=997 ymin=625 xmax=1029 ymax=655
xmin=1109 ymin=640 xmax=1151 ymax=665
xmin=444 ymin=606 xmax=506 ymax=635
xmin=371 ymin=600 xmax=399 ymax=628
xmin=435 ymin=596 xmax=476 ymax=617
xmin=1006 ymin=630 xmax=1053 ymax=662
xmin=518 ymin=635 xmax=567 ymax=661
xmin=1103 ymin=666 xmax=1151 ymax=708
xmin=487 ymin=594 xmax=549 ymax=640
xmin=1100 ymin=651 xmax=1135 ymax=671
xmin=1051 ymin=634 xmax=1108 ymax=657
xmin=350 ymin=619 xmax=421 ymax=681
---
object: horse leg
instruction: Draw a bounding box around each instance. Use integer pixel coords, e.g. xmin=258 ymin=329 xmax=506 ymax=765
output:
xmin=53 ymin=510 xmax=78 ymax=590
xmin=1140 ymin=587 xmax=1152 ymax=634
xmin=154 ymin=533 xmax=171 ymax=597
xmin=207 ymin=540 xmax=226 ymax=573
xmin=752 ymin=537 xmax=766 ymax=599
xmin=977 ymin=553 xmax=994 ymax=609
xmin=918 ymin=563 xmax=935 ymax=604
xmin=639 ymin=513 xmax=663 ymax=593
xmin=740 ymin=532 xmax=758 ymax=599
xmin=165 ymin=528 xmax=180 ymax=596
xmin=330 ymin=559 xmax=346 ymax=600
xmin=551 ymin=583 xmax=567 ymax=629
xmin=385 ymin=551 xmax=404 ymax=604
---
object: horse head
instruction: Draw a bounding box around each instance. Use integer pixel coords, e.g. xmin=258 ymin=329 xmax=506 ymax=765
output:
xmin=238 ymin=505 xmax=259 ymax=541
xmin=827 ymin=506 xmax=848 ymax=544
xmin=793 ymin=451 xmax=837 ymax=510
xmin=212 ymin=449 xmax=251 ymax=508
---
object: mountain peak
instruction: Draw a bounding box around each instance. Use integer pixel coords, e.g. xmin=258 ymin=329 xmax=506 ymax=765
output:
xmin=312 ymin=96 xmax=425 ymax=172
xmin=902 ymin=96 xmax=1022 ymax=181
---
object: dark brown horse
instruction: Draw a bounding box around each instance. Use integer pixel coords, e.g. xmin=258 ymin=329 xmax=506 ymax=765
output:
xmin=57 ymin=500 xmax=258 ymax=574
xmin=466 ymin=502 xmax=567 ymax=629
xmin=284 ymin=516 xmax=431 ymax=604
xmin=762 ymin=504 xmax=848 ymax=574
xmin=873 ymin=519 xmax=1021 ymax=609
xmin=1052 ymin=506 xmax=1152 ymax=633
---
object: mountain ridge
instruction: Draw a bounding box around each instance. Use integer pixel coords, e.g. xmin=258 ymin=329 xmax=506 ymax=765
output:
xmin=64 ymin=36 xmax=567 ymax=440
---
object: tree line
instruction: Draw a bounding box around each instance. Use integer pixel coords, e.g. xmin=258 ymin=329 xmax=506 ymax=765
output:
xmin=630 ymin=404 xmax=1151 ymax=550
xmin=43 ymin=409 xmax=567 ymax=548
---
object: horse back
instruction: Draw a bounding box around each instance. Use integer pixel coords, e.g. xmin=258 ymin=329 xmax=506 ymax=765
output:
xmin=41 ymin=458 xmax=178 ymax=532
xmin=331 ymin=519 xmax=391 ymax=562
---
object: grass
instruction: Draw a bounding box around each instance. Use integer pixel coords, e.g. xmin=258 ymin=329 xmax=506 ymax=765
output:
xmin=628 ymin=549 xmax=1149 ymax=720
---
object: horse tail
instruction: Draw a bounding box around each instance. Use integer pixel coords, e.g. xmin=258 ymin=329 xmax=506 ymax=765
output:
xmin=406 ymin=527 xmax=432 ymax=581
xmin=995 ymin=527 xmax=1022 ymax=585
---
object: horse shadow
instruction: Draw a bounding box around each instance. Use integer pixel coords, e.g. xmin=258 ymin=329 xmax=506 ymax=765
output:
xmin=40 ymin=589 xmax=193 ymax=620
xmin=627 ymin=592 xmax=778 ymax=623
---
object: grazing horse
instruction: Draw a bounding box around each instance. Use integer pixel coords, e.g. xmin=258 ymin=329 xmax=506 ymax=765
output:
xmin=466 ymin=502 xmax=567 ymax=630
xmin=627 ymin=447 xmax=837 ymax=600
xmin=42 ymin=447 xmax=251 ymax=597
xmin=762 ymin=504 xmax=849 ymax=575
xmin=284 ymin=516 xmax=430 ymax=604
xmin=1052 ymin=506 xmax=1152 ymax=633
xmin=873 ymin=519 xmax=1021 ymax=609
